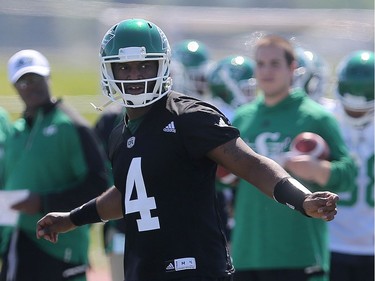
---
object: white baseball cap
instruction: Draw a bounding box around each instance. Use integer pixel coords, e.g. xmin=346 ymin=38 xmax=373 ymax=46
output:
xmin=8 ymin=49 xmax=50 ymax=84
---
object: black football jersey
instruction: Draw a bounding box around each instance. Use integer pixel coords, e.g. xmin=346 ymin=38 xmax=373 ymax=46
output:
xmin=108 ymin=92 xmax=239 ymax=281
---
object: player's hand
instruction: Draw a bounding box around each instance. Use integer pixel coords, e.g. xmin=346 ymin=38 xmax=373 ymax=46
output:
xmin=284 ymin=155 xmax=331 ymax=186
xmin=36 ymin=212 xmax=76 ymax=243
xmin=11 ymin=193 xmax=41 ymax=215
xmin=303 ymin=192 xmax=339 ymax=221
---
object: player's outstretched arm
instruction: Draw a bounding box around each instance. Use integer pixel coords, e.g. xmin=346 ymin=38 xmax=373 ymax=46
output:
xmin=37 ymin=186 xmax=123 ymax=243
xmin=208 ymin=137 xmax=291 ymax=197
xmin=208 ymin=137 xmax=339 ymax=220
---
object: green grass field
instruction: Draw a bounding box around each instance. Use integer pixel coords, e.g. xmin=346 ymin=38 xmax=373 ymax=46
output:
xmin=0 ymin=60 xmax=104 ymax=125
xmin=89 ymin=224 xmax=109 ymax=271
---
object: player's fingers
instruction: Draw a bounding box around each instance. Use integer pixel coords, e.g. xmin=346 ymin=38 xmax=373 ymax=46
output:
xmin=317 ymin=204 xmax=337 ymax=214
xmin=37 ymin=229 xmax=58 ymax=243
xmin=36 ymin=226 xmax=50 ymax=238
xmin=325 ymin=193 xmax=339 ymax=206
xmin=309 ymin=192 xmax=339 ymax=206
xmin=36 ymin=217 xmax=56 ymax=239
xmin=321 ymin=208 xmax=337 ymax=221
xmin=312 ymin=191 xmax=338 ymax=200
xmin=46 ymin=233 xmax=58 ymax=243
xmin=304 ymin=192 xmax=339 ymax=219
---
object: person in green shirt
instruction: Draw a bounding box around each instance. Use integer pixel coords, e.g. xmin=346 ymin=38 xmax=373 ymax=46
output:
xmin=0 ymin=106 xmax=12 ymax=187
xmin=0 ymin=106 xmax=12 ymax=271
xmin=0 ymin=49 xmax=109 ymax=281
xmin=230 ymin=35 xmax=356 ymax=281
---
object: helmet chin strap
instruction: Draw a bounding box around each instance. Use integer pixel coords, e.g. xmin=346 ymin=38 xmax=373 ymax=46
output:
xmin=90 ymin=96 xmax=123 ymax=111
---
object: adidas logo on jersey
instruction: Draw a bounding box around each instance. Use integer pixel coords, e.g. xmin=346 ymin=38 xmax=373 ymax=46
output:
xmin=165 ymin=257 xmax=196 ymax=272
xmin=163 ymin=121 xmax=176 ymax=133
xmin=165 ymin=263 xmax=175 ymax=271
xmin=218 ymin=117 xmax=228 ymax=127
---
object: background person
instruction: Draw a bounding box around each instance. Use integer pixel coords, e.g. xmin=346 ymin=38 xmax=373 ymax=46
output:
xmin=171 ymin=39 xmax=213 ymax=99
xmin=328 ymin=50 xmax=374 ymax=281
xmin=206 ymin=54 xmax=257 ymax=241
xmin=0 ymin=106 xmax=12 ymax=273
xmin=0 ymin=106 xmax=11 ymax=187
xmin=0 ymin=49 xmax=109 ymax=281
xmin=230 ymin=34 xmax=356 ymax=281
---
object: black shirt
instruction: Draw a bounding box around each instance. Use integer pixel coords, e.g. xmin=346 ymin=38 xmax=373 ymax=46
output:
xmin=109 ymin=91 xmax=239 ymax=281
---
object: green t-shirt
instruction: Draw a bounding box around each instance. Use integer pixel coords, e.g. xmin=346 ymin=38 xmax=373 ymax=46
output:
xmin=2 ymin=107 xmax=91 ymax=264
xmin=230 ymin=90 xmax=355 ymax=280
xmin=0 ymin=107 xmax=11 ymax=187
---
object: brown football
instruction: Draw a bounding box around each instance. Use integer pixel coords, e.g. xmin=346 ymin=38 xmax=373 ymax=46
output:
xmin=290 ymin=132 xmax=330 ymax=160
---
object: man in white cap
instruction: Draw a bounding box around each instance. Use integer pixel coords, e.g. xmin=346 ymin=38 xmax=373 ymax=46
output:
xmin=0 ymin=49 xmax=110 ymax=281
xmin=8 ymin=49 xmax=50 ymax=83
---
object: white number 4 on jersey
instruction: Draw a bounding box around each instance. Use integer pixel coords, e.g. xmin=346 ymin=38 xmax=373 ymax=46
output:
xmin=125 ymin=157 xmax=160 ymax=232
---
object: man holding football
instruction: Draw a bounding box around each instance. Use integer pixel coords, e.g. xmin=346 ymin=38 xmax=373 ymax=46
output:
xmin=230 ymin=35 xmax=356 ymax=281
xmin=36 ymin=19 xmax=341 ymax=281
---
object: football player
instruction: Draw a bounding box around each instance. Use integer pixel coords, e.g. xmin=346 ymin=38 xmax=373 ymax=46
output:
xmin=207 ymin=55 xmax=257 ymax=120
xmin=207 ymin=55 xmax=257 ymax=240
xmin=328 ymin=50 xmax=374 ymax=281
xmin=171 ymin=39 xmax=212 ymax=99
xmin=293 ymin=47 xmax=335 ymax=110
xmin=37 ymin=19 xmax=340 ymax=281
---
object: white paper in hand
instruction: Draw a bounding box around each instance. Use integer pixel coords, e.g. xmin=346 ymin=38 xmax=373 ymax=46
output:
xmin=0 ymin=190 xmax=30 ymax=226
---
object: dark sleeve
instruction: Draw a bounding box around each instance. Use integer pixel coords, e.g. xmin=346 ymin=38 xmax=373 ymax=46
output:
xmin=94 ymin=112 xmax=124 ymax=155
xmin=179 ymin=103 xmax=240 ymax=159
xmin=41 ymin=125 xmax=110 ymax=212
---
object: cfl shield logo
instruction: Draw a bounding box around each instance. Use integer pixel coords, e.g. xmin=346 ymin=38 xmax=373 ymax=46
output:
xmin=127 ymin=137 xmax=135 ymax=148
xmin=43 ymin=125 xmax=58 ymax=136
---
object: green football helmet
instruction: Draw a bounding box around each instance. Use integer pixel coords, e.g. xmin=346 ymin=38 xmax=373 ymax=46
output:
xmin=335 ymin=50 xmax=374 ymax=126
xmin=173 ymin=39 xmax=210 ymax=68
xmin=207 ymin=55 xmax=256 ymax=108
xmin=100 ymin=19 xmax=172 ymax=108
xmin=293 ymin=47 xmax=329 ymax=102
xmin=172 ymin=39 xmax=211 ymax=96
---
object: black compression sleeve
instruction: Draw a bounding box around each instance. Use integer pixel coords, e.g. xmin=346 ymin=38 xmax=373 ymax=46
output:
xmin=69 ymin=198 xmax=105 ymax=226
xmin=273 ymin=177 xmax=312 ymax=217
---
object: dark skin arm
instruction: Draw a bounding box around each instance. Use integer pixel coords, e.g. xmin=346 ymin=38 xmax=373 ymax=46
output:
xmin=208 ymin=137 xmax=289 ymax=197
xmin=36 ymin=137 xmax=338 ymax=243
xmin=36 ymin=187 xmax=122 ymax=243
xmin=208 ymin=138 xmax=338 ymax=220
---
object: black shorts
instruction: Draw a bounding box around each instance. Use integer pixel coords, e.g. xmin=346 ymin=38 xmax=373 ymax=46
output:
xmin=173 ymin=276 xmax=233 ymax=281
xmin=0 ymin=229 xmax=87 ymax=281
xmin=330 ymin=252 xmax=374 ymax=281
xmin=233 ymin=268 xmax=324 ymax=281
